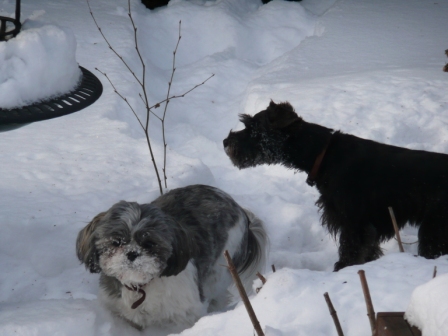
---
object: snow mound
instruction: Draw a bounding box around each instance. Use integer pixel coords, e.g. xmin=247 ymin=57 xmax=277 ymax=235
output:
xmin=405 ymin=273 xmax=448 ymax=336
xmin=136 ymin=0 xmax=316 ymax=69
xmin=0 ymin=20 xmax=81 ymax=109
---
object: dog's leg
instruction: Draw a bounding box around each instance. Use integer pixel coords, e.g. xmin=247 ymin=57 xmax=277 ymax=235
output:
xmin=334 ymin=224 xmax=380 ymax=271
xmin=418 ymin=214 xmax=448 ymax=259
xmin=334 ymin=229 xmax=365 ymax=271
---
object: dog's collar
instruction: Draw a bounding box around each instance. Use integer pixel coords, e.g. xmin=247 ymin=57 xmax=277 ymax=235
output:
xmin=306 ymin=133 xmax=334 ymax=187
xmin=124 ymin=284 xmax=147 ymax=309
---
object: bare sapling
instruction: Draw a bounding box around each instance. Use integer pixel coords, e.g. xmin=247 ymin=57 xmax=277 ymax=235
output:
xmin=87 ymin=0 xmax=214 ymax=195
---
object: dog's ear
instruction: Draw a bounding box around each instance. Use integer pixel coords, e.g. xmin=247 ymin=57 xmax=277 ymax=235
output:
xmin=266 ymin=100 xmax=300 ymax=129
xmin=161 ymin=223 xmax=198 ymax=277
xmin=76 ymin=212 xmax=105 ymax=273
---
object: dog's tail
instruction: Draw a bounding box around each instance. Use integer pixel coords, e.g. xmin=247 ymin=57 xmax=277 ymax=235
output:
xmin=235 ymin=209 xmax=268 ymax=291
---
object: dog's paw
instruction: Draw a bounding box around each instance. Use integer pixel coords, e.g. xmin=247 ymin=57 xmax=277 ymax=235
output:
xmin=333 ymin=261 xmax=347 ymax=272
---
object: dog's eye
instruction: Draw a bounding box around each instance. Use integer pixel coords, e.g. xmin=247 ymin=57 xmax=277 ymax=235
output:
xmin=112 ymin=239 xmax=122 ymax=247
xmin=142 ymin=241 xmax=156 ymax=249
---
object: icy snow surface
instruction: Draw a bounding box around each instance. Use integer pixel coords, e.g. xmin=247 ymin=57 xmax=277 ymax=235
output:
xmin=0 ymin=0 xmax=448 ymax=335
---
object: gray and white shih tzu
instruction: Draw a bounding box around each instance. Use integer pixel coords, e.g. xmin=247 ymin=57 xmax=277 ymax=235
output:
xmin=76 ymin=184 xmax=267 ymax=329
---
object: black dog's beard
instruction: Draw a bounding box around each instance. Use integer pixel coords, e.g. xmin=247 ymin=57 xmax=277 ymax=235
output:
xmin=224 ymin=133 xmax=287 ymax=169
xmin=224 ymin=143 xmax=262 ymax=169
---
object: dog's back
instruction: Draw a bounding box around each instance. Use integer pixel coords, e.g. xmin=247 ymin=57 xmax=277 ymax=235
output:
xmin=152 ymin=184 xmax=267 ymax=308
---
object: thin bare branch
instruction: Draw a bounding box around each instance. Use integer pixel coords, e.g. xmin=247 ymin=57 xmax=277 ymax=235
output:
xmin=144 ymin=132 xmax=163 ymax=195
xmin=139 ymin=93 xmax=162 ymax=121
xmin=127 ymin=0 xmax=151 ymax=132
xmin=96 ymin=68 xmax=144 ymax=130
xmin=161 ymin=20 xmax=182 ymax=188
xmin=147 ymin=73 xmax=215 ymax=110
xmin=87 ymin=0 xmax=143 ymax=87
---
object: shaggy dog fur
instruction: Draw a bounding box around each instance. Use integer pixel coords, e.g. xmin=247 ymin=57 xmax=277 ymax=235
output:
xmin=77 ymin=184 xmax=266 ymax=328
xmin=223 ymin=100 xmax=448 ymax=271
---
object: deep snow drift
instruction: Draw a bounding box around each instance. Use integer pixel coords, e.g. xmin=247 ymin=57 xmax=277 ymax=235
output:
xmin=0 ymin=0 xmax=448 ymax=335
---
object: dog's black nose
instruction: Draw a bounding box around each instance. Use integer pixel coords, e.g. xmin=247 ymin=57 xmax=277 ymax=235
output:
xmin=223 ymin=138 xmax=229 ymax=148
xmin=127 ymin=251 xmax=139 ymax=262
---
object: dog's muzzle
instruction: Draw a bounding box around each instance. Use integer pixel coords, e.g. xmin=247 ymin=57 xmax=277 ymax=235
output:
xmin=223 ymin=138 xmax=232 ymax=156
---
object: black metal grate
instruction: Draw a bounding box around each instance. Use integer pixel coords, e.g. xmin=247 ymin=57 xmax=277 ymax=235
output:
xmin=0 ymin=0 xmax=21 ymax=41
xmin=0 ymin=66 xmax=103 ymax=129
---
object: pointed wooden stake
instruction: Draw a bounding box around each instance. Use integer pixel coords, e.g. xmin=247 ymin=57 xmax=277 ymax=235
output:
xmin=224 ymin=250 xmax=264 ymax=336
xmin=358 ymin=270 xmax=376 ymax=336
xmin=388 ymin=206 xmax=404 ymax=252
xmin=324 ymin=292 xmax=345 ymax=336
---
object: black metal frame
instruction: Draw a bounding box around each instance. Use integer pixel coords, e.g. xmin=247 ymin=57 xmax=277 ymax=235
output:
xmin=0 ymin=66 xmax=103 ymax=131
xmin=0 ymin=0 xmax=21 ymax=41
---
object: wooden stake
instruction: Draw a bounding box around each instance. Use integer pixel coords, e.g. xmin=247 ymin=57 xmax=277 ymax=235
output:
xmin=256 ymin=272 xmax=267 ymax=284
xmin=271 ymin=264 xmax=276 ymax=273
xmin=224 ymin=250 xmax=264 ymax=336
xmin=324 ymin=292 xmax=345 ymax=336
xmin=388 ymin=206 xmax=404 ymax=252
xmin=358 ymin=270 xmax=376 ymax=336
xmin=255 ymin=272 xmax=266 ymax=293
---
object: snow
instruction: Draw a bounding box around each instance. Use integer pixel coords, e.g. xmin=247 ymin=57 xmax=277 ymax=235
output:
xmin=0 ymin=19 xmax=81 ymax=109
xmin=405 ymin=273 xmax=448 ymax=336
xmin=0 ymin=0 xmax=448 ymax=335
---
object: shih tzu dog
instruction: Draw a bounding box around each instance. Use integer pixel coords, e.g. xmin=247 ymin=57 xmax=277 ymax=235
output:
xmin=76 ymin=184 xmax=267 ymax=329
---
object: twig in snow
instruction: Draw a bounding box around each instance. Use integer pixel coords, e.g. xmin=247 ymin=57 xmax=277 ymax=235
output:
xmin=358 ymin=270 xmax=376 ymax=336
xmin=256 ymin=272 xmax=267 ymax=285
xmin=255 ymin=272 xmax=267 ymax=293
xmin=388 ymin=206 xmax=404 ymax=252
xmin=433 ymin=266 xmax=437 ymax=278
xmin=224 ymin=250 xmax=264 ymax=336
xmin=323 ymin=292 xmax=345 ymax=336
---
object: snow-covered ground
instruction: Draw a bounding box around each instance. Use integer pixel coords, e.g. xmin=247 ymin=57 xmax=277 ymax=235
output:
xmin=1 ymin=0 xmax=448 ymax=335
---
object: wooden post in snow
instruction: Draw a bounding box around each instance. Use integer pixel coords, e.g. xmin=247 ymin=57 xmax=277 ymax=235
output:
xmin=224 ymin=250 xmax=264 ymax=336
xmin=358 ymin=270 xmax=376 ymax=336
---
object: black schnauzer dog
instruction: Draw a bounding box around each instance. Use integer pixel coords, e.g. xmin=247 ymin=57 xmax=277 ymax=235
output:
xmin=223 ymin=101 xmax=448 ymax=271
